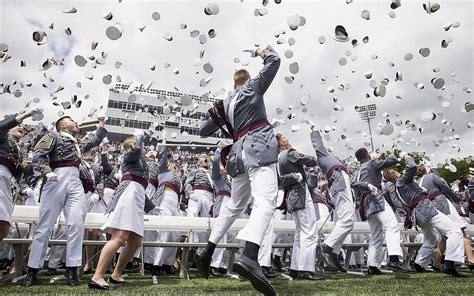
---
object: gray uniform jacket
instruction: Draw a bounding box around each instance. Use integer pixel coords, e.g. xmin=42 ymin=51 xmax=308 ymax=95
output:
xmin=465 ymin=178 xmax=474 ymax=213
xmin=101 ymin=154 xmax=119 ymax=189
xmin=353 ymin=157 xmax=398 ymax=218
xmin=199 ymin=45 xmax=281 ymax=177
xmin=0 ymin=114 xmax=22 ymax=177
xmin=211 ymin=148 xmax=231 ymax=196
xmin=277 ymin=148 xmax=317 ymax=212
xmin=32 ymin=126 xmax=107 ymax=177
xmin=157 ymin=146 xmax=181 ymax=193
xmin=310 ymin=131 xmax=349 ymax=198
xmin=394 ymin=156 xmax=438 ymax=226
xmin=184 ymin=167 xmax=213 ymax=197
xmin=383 ymin=182 xmax=405 ymax=215
xmin=418 ymin=172 xmax=460 ymax=215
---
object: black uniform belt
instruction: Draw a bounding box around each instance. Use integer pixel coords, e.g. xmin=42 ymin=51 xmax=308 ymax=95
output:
xmin=50 ymin=160 xmax=81 ymax=169
xmin=0 ymin=157 xmax=16 ymax=175
xmin=122 ymin=174 xmax=148 ymax=188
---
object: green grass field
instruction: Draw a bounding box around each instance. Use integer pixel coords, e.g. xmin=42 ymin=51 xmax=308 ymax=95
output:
xmin=1 ymin=270 xmax=473 ymax=295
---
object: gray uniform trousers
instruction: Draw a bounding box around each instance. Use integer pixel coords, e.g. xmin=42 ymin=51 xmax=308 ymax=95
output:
xmin=28 ymin=167 xmax=85 ymax=268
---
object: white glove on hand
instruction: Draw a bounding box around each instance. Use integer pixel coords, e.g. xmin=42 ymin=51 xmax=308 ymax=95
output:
xmin=242 ymin=48 xmax=258 ymax=57
xmin=368 ymin=184 xmax=378 ymax=193
xmin=133 ymin=129 xmax=144 ymax=137
xmin=294 ymin=172 xmax=303 ymax=183
xmin=46 ymin=172 xmax=58 ymax=182
xmin=29 ymin=107 xmax=44 ymax=117
xmin=399 ymin=151 xmax=408 ymax=160
xmin=149 ymin=122 xmax=159 ymax=132
xmin=24 ymin=188 xmax=35 ymax=198
xmin=89 ymin=193 xmax=100 ymax=205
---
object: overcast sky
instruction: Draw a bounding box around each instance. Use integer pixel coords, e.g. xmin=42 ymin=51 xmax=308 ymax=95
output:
xmin=0 ymin=0 xmax=472 ymax=166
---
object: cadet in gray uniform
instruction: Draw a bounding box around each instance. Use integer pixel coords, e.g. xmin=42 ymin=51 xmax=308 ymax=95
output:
xmin=26 ymin=115 xmax=106 ymax=287
xmin=152 ymin=142 xmax=182 ymax=275
xmin=209 ymin=147 xmax=232 ymax=275
xmin=353 ymin=148 xmax=407 ymax=274
xmin=416 ymin=166 xmax=474 ymax=269
xmin=197 ymin=45 xmax=280 ymax=296
xmin=309 ymin=127 xmax=353 ymax=272
xmin=90 ymin=128 xmax=153 ymax=290
xmin=383 ymin=153 xmax=465 ymax=276
xmin=276 ymin=133 xmax=320 ymax=280
xmin=184 ymin=153 xmax=215 ymax=244
xmin=0 ymin=108 xmax=42 ymax=241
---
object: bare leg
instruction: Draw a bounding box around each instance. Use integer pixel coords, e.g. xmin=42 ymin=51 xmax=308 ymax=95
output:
xmin=462 ymin=230 xmax=474 ymax=264
xmin=84 ymin=229 xmax=100 ymax=272
xmin=0 ymin=221 xmax=10 ymax=241
xmin=91 ymin=229 xmax=129 ymax=285
xmin=112 ymin=232 xmax=142 ymax=281
xmin=433 ymin=238 xmax=446 ymax=269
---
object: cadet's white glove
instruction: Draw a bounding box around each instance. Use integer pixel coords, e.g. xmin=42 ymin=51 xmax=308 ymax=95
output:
xmin=368 ymin=184 xmax=378 ymax=193
xmin=149 ymin=122 xmax=159 ymax=132
xmin=29 ymin=107 xmax=44 ymax=117
xmin=242 ymin=48 xmax=258 ymax=57
xmin=46 ymin=172 xmax=58 ymax=182
xmin=294 ymin=172 xmax=303 ymax=183
xmin=399 ymin=151 xmax=408 ymax=160
xmin=23 ymin=188 xmax=35 ymax=199
xmin=89 ymin=193 xmax=100 ymax=205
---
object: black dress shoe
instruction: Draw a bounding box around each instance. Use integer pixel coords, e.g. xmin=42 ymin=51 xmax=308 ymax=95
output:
xmin=162 ymin=265 xmax=175 ymax=275
xmin=65 ymin=267 xmax=79 ymax=286
xmin=289 ymin=270 xmax=299 ymax=278
xmin=196 ymin=249 xmax=211 ymax=279
xmin=413 ymin=263 xmax=427 ymax=273
xmin=367 ymin=266 xmax=383 ymax=275
xmin=24 ymin=270 xmax=38 ymax=287
xmin=388 ymin=261 xmax=410 ymax=272
xmin=432 ymin=265 xmax=441 ymax=272
xmin=109 ymin=276 xmax=126 ymax=284
xmin=210 ymin=267 xmax=224 ymax=277
xmin=322 ymin=247 xmax=346 ymax=272
xmin=297 ymin=271 xmax=323 ymax=280
xmin=262 ymin=266 xmax=277 ymax=278
xmin=441 ymin=266 xmax=467 ymax=277
xmin=233 ymin=255 xmax=276 ymax=296
xmin=88 ymin=280 xmax=111 ymax=290
xmin=44 ymin=267 xmax=58 ymax=276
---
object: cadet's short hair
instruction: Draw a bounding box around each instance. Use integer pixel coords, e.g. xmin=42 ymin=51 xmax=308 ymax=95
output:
xmin=416 ymin=165 xmax=427 ymax=177
xmin=355 ymin=148 xmax=369 ymax=162
xmin=233 ymin=69 xmax=250 ymax=88
xmin=383 ymin=169 xmax=398 ymax=183
xmin=55 ymin=116 xmax=72 ymax=132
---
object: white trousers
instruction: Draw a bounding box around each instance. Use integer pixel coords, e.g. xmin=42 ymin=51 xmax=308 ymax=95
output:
xmin=446 ymin=199 xmax=467 ymax=229
xmin=47 ymin=224 xmax=67 ymax=268
xmin=367 ymin=200 xmax=402 ymax=267
xmin=314 ymin=202 xmax=330 ymax=222
xmin=28 ymin=167 xmax=85 ymax=268
xmin=102 ymin=187 xmax=114 ymax=207
xmin=0 ymin=164 xmax=13 ymax=225
xmin=209 ymin=152 xmax=278 ymax=246
xmin=187 ymin=189 xmax=213 ymax=243
xmin=415 ymin=210 xmax=465 ymax=267
xmin=291 ymin=185 xmax=318 ymax=272
xmin=324 ymin=171 xmax=354 ymax=253
xmin=258 ymin=215 xmax=274 ymax=267
xmin=153 ymin=190 xmax=179 ymax=266
xmin=211 ymin=195 xmax=231 ymax=269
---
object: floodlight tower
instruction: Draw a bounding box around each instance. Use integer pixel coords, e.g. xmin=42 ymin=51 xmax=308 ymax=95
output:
xmin=355 ymin=104 xmax=377 ymax=152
